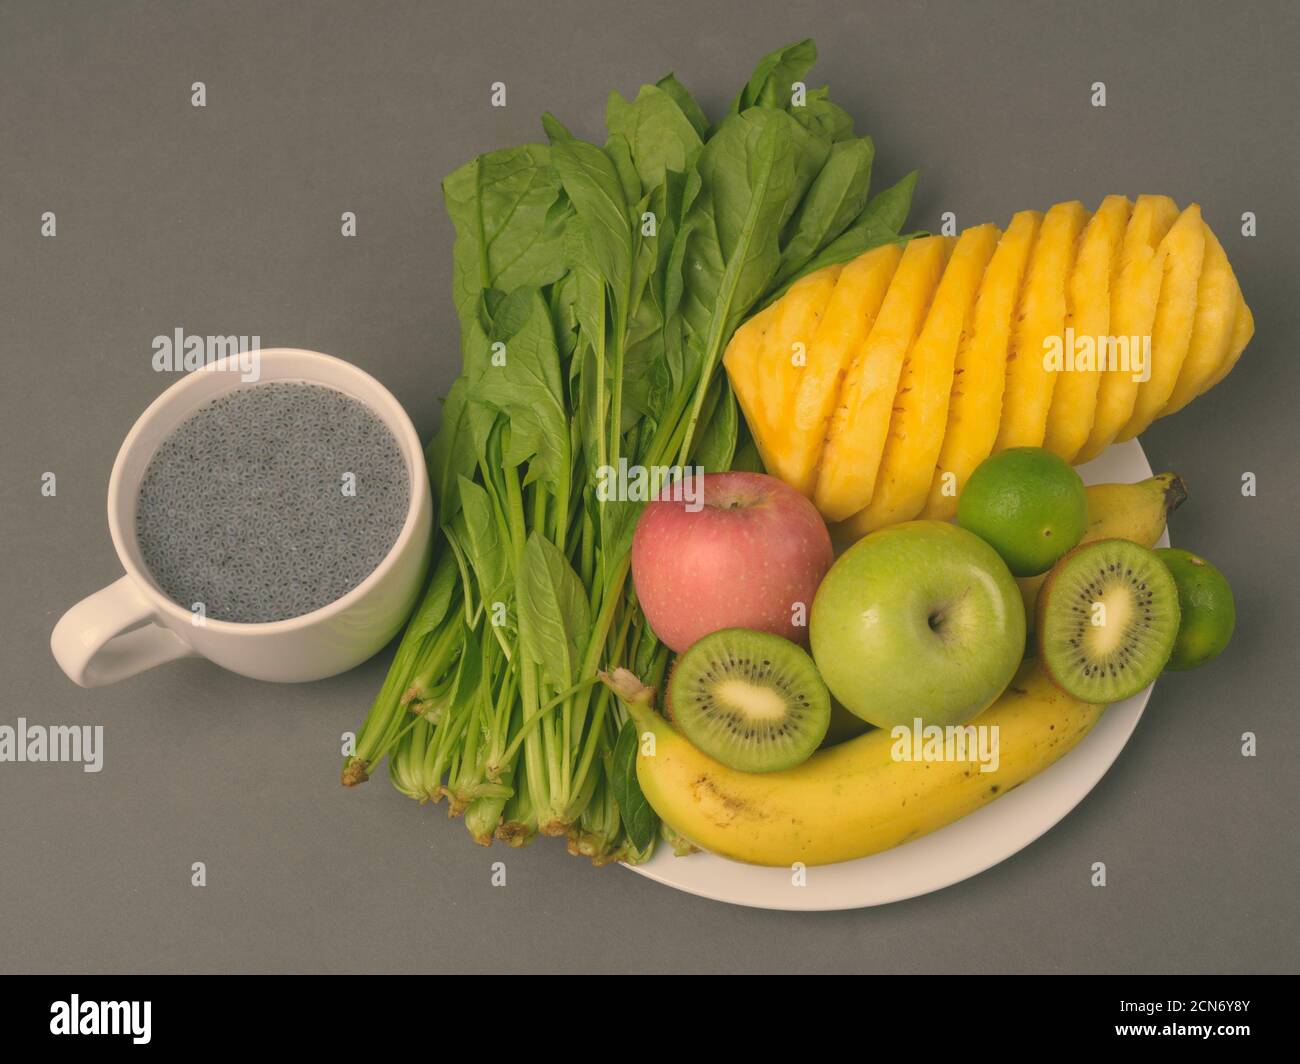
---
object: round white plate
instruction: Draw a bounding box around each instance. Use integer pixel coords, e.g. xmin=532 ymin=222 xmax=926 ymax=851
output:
xmin=624 ymin=440 xmax=1166 ymax=910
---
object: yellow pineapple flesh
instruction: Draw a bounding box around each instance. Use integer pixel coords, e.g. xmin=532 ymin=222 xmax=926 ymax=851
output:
xmin=995 ymin=200 xmax=1089 ymax=450
xmin=1200 ymin=296 xmax=1254 ymax=393
xmin=814 ymin=236 xmax=953 ymax=521
xmin=722 ymin=302 xmax=780 ymax=472
xmin=922 ymin=211 xmax=1041 ymax=520
xmin=723 ymin=195 xmax=1252 ymax=538
xmin=1159 ymin=224 xmax=1243 ymax=417
xmin=838 ymin=223 xmax=999 ymax=537
xmin=783 ymin=245 xmax=902 ymax=496
xmin=1043 ymin=195 xmax=1131 ymax=461
xmin=756 ymin=267 xmax=842 ymax=435
xmin=1117 ymin=204 xmax=1206 ymax=440
xmin=1075 ymin=194 xmax=1180 ymax=462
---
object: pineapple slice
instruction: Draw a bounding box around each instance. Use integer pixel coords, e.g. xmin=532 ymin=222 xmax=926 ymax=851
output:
xmin=1199 ymin=294 xmax=1254 ymax=392
xmin=814 ymin=236 xmax=952 ymax=521
xmin=922 ymin=211 xmax=1041 ymax=520
xmin=723 ymin=302 xmax=780 ymax=471
xmin=1117 ymin=205 xmax=1206 ymax=440
xmin=1075 ymin=194 xmax=1180 ymax=462
xmin=1044 ymin=195 xmax=1131 ymax=461
xmin=1159 ymin=224 xmax=1243 ymax=417
xmin=780 ymin=244 xmax=902 ymax=496
xmin=756 ymin=266 xmax=842 ymax=437
xmin=995 ymin=200 xmax=1089 ymax=450
xmin=837 ymin=224 xmax=1000 ymax=537
xmin=727 ymin=194 xmax=1253 ymax=536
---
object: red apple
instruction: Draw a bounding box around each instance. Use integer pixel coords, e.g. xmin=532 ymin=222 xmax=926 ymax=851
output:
xmin=631 ymin=471 xmax=833 ymax=653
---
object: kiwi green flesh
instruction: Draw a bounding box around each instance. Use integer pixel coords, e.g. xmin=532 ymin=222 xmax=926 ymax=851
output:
xmin=1037 ymin=539 xmax=1180 ymax=703
xmin=668 ymin=628 xmax=830 ymax=773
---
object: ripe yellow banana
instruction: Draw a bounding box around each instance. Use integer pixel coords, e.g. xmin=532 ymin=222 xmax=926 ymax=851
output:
xmin=602 ymin=662 xmax=1103 ymax=868
xmin=1019 ymin=472 xmax=1186 ymax=634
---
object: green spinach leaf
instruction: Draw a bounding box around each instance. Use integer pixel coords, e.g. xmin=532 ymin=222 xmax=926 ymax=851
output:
xmin=730 ymin=416 xmax=767 ymax=473
xmin=678 ymin=109 xmax=806 ymax=400
xmin=655 ymin=73 xmax=710 ymax=139
xmin=470 ymin=288 xmax=570 ymax=491
xmin=766 ymin=169 xmax=920 ymax=301
xmin=693 ymin=384 xmax=739 ymax=472
xmin=775 ymin=135 xmax=875 ymax=286
xmin=448 ymin=623 xmax=483 ymax=712
xmin=611 ymin=718 xmax=658 ymax=852
xmin=517 ymin=532 xmax=591 ymax=687
xmin=732 ymin=39 xmax=818 ymax=113
xmin=606 ymin=84 xmax=704 ymax=194
xmin=405 ymin=549 xmax=461 ymax=642
xmin=425 ymin=377 xmax=479 ymax=521
xmin=456 ymin=475 xmax=510 ymax=607
xmin=548 ymin=134 xmax=635 ymax=303
xmin=442 ymin=146 xmax=569 ymax=330
xmin=790 ymin=85 xmax=856 ymax=143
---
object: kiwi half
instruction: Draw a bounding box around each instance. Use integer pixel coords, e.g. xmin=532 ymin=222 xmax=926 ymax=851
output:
xmin=667 ymin=628 xmax=830 ymax=773
xmin=1036 ymin=539 xmax=1180 ymax=702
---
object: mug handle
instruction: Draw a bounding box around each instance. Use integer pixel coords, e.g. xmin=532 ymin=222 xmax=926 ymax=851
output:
xmin=51 ymin=575 xmax=197 ymax=687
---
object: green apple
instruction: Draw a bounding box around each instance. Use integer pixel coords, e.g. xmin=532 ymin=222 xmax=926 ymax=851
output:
xmin=810 ymin=521 xmax=1026 ymax=729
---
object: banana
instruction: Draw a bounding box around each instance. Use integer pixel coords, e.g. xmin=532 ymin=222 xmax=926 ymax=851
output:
xmin=1019 ymin=471 xmax=1186 ymax=636
xmin=602 ymin=662 xmax=1103 ymax=868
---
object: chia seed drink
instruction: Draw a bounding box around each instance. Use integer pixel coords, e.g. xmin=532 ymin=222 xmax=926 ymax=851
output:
xmin=135 ymin=381 xmax=411 ymax=623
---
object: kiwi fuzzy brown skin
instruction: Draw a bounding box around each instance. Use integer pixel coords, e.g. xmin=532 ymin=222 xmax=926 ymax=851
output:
xmin=1035 ymin=538 xmax=1178 ymax=702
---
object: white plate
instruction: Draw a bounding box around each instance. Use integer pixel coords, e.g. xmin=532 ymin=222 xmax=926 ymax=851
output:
xmin=624 ymin=440 xmax=1166 ymax=910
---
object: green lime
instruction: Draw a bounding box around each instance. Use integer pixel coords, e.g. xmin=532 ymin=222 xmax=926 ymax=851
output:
xmin=956 ymin=447 xmax=1087 ymax=577
xmin=1156 ymin=548 xmax=1236 ymax=670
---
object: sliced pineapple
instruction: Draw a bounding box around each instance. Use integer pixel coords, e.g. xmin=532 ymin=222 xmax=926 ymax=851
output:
xmin=814 ymin=236 xmax=952 ymax=521
xmin=723 ymin=302 xmax=780 ymax=472
xmin=1075 ymin=194 xmax=1180 ymax=462
xmin=756 ymin=266 xmax=841 ymax=435
xmin=838 ymin=224 xmax=999 ymax=537
xmin=726 ymin=194 xmax=1252 ymax=536
xmin=1159 ymin=224 xmax=1243 ymax=417
xmin=1117 ymin=204 xmax=1206 ymax=440
xmin=778 ymin=244 xmax=903 ymax=496
xmin=1043 ymin=195 xmax=1131 ymax=461
xmin=995 ymin=200 xmax=1089 ymax=450
xmin=1200 ymin=294 xmax=1254 ymax=392
xmin=922 ymin=211 xmax=1041 ymax=520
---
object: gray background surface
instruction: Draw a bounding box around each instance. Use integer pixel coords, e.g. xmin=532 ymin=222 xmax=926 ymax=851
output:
xmin=2 ymin=0 xmax=1296 ymax=973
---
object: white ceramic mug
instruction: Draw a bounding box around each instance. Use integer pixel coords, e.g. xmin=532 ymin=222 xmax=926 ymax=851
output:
xmin=51 ymin=349 xmax=433 ymax=687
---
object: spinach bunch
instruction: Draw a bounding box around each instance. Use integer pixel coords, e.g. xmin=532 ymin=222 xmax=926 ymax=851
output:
xmin=344 ymin=40 xmax=916 ymax=863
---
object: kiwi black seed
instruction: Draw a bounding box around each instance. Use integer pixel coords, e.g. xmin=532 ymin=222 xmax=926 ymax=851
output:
xmin=667 ymin=628 xmax=830 ymax=773
xmin=1035 ymin=539 xmax=1180 ymax=703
